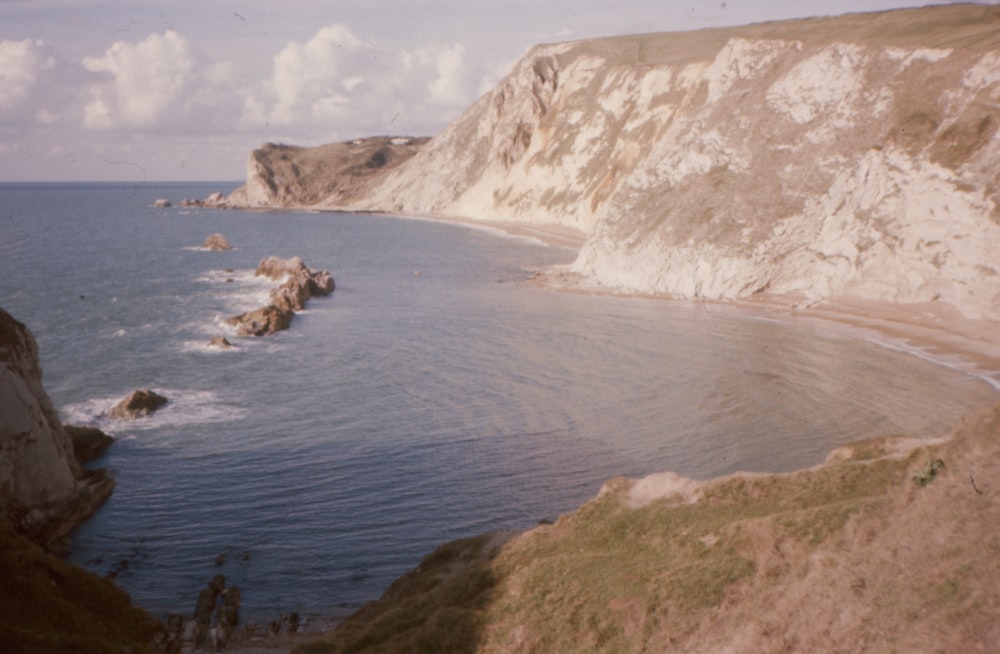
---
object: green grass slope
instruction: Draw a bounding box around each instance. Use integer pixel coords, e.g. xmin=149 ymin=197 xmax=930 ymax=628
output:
xmin=298 ymin=401 xmax=1000 ymax=653
xmin=0 ymin=523 xmax=164 ymax=654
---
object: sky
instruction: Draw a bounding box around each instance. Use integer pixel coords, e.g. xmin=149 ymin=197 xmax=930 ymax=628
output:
xmin=0 ymin=0 xmax=989 ymax=182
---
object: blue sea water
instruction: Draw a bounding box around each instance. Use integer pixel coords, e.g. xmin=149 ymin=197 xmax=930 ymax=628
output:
xmin=1 ymin=182 xmax=996 ymax=622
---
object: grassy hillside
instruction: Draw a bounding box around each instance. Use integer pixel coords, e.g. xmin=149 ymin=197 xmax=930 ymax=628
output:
xmin=298 ymin=401 xmax=1000 ymax=652
xmin=0 ymin=523 xmax=164 ymax=653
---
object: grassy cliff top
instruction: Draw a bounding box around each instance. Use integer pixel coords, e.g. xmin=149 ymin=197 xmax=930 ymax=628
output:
xmin=552 ymin=3 xmax=1000 ymax=67
xmin=296 ymin=400 xmax=1000 ymax=653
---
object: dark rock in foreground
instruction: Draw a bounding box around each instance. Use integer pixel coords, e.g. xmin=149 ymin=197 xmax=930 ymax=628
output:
xmin=64 ymin=424 xmax=114 ymax=463
xmin=160 ymin=572 xmax=242 ymax=651
xmin=0 ymin=307 xmax=115 ymax=547
xmin=107 ymin=388 xmax=168 ymax=420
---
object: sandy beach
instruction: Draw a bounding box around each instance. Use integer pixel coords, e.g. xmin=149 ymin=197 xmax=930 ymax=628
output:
xmin=422 ymin=212 xmax=1000 ymax=395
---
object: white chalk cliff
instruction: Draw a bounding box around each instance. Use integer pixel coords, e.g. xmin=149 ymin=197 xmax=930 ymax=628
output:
xmin=239 ymin=5 xmax=1000 ymax=320
xmin=0 ymin=308 xmax=114 ymax=546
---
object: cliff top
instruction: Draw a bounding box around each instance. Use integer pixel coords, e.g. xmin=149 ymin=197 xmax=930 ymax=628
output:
xmin=558 ymin=3 xmax=1000 ymax=66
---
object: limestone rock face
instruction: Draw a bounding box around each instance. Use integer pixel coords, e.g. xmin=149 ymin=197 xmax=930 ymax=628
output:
xmin=360 ymin=6 xmax=1000 ymax=319
xmin=0 ymin=308 xmax=114 ymax=546
xmin=107 ymin=388 xmax=168 ymax=421
xmin=236 ymin=5 xmax=1000 ymax=321
xmin=202 ymin=233 xmax=231 ymax=251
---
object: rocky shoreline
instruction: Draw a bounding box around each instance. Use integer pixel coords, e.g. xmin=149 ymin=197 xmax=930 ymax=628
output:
xmin=1 ymin=245 xmax=337 ymax=651
xmin=0 ymin=308 xmax=116 ymax=549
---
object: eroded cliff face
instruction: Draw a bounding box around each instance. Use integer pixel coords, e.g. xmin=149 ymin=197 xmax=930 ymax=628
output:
xmin=570 ymin=31 xmax=1000 ymax=319
xmin=372 ymin=5 xmax=1000 ymax=318
xmin=227 ymin=136 xmax=428 ymax=208
xmin=0 ymin=308 xmax=113 ymax=546
xmin=241 ymin=5 xmax=1000 ymax=320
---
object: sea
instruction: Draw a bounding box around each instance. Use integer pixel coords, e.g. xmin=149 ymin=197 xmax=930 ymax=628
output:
xmin=1 ymin=181 xmax=997 ymax=623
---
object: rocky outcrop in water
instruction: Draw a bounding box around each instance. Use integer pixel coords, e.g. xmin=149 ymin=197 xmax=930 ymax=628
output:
xmin=0 ymin=308 xmax=115 ymax=547
xmin=203 ymin=233 xmax=231 ymax=251
xmin=182 ymin=191 xmax=229 ymax=208
xmin=227 ymin=304 xmax=294 ymax=337
xmin=208 ymin=335 xmax=235 ymax=349
xmin=226 ymin=256 xmax=335 ymax=336
xmin=107 ymin=388 xmax=168 ymax=421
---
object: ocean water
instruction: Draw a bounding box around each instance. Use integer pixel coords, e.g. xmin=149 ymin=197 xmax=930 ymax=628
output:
xmin=1 ymin=182 xmax=996 ymax=622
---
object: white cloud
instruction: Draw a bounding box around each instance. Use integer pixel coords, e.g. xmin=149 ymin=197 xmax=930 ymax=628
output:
xmin=0 ymin=38 xmax=64 ymax=123
xmin=242 ymin=23 xmax=493 ymax=138
xmin=403 ymin=42 xmax=474 ymax=107
xmin=243 ymin=24 xmax=376 ymax=128
xmin=81 ymin=30 xmax=198 ymax=128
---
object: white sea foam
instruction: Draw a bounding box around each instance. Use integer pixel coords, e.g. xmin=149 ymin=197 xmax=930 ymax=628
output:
xmin=182 ymin=245 xmax=242 ymax=252
xmin=196 ymin=268 xmax=260 ymax=285
xmin=197 ymin=268 xmax=274 ymax=312
xmin=865 ymin=336 xmax=1000 ymax=394
xmin=60 ymin=388 xmax=249 ymax=436
xmin=178 ymin=338 xmax=242 ymax=354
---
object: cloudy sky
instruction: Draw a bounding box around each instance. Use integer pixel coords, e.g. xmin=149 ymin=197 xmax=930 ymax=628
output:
xmin=0 ymin=0 xmax=982 ymax=182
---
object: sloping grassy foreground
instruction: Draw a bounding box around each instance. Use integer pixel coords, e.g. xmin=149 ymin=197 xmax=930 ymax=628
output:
xmin=0 ymin=524 xmax=164 ymax=653
xmin=298 ymin=402 xmax=1000 ymax=653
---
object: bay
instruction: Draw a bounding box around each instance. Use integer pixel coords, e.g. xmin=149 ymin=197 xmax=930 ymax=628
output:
xmin=1 ymin=182 xmax=995 ymax=621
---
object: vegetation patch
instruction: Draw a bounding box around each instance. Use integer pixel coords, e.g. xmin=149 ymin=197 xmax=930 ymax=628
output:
xmin=299 ymin=440 xmax=917 ymax=653
xmin=0 ymin=523 xmax=163 ymax=654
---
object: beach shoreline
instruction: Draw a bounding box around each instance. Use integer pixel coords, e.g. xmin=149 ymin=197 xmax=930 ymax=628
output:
xmin=392 ymin=210 xmax=1000 ymax=395
xmin=172 ymin=209 xmax=1000 ymax=652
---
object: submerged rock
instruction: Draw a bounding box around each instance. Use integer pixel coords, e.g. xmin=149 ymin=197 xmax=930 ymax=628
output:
xmin=107 ymin=389 xmax=168 ymax=420
xmin=208 ymin=335 xmax=234 ymax=349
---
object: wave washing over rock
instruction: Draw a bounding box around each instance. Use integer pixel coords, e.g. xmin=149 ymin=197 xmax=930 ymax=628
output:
xmin=225 ymin=4 xmax=1000 ymax=323
xmin=226 ymin=256 xmax=335 ymax=336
